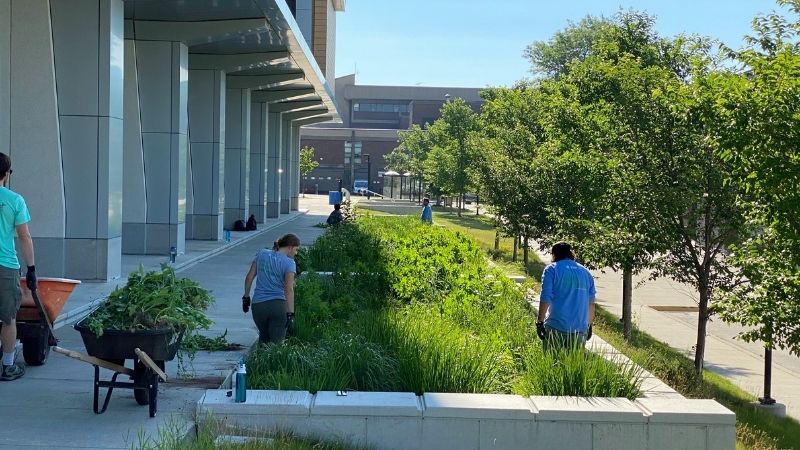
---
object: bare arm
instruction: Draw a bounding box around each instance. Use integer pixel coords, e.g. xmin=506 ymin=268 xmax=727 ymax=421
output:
xmin=16 ymin=223 xmax=34 ymax=266
xmin=588 ymin=302 xmax=596 ymax=326
xmin=537 ymin=301 xmax=549 ymax=322
xmin=284 ymin=272 xmax=295 ymax=313
xmin=243 ymin=262 xmax=256 ymax=297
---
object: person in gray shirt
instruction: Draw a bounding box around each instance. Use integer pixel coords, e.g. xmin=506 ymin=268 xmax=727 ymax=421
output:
xmin=242 ymin=233 xmax=300 ymax=344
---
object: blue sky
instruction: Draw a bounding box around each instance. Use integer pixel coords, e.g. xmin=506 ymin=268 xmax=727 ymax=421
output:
xmin=335 ymin=0 xmax=786 ymax=88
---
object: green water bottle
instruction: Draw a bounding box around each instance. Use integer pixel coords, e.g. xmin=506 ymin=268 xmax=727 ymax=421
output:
xmin=234 ymin=360 xmax=247 ymax=403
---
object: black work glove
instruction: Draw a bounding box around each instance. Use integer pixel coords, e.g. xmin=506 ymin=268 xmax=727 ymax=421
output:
xmin=587 ymin=324 xmax=593 ymax=341
xmin=536 ymin=321 xmax=547 ymax=341
xmin=286 ymin=312 xmax=295 ymax=335
xmin=242 ymin=296 xmax=251 ymax=313
xmin=26 ymin=265 xmax=36 ymax=291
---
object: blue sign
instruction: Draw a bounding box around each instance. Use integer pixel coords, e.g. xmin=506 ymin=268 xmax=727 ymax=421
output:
xmin=328 ymin=191 xmax=342 ymax=205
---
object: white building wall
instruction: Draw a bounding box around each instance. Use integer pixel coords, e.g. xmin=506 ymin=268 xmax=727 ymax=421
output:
xmin=0 ymin=0 xmax=9 ymax=154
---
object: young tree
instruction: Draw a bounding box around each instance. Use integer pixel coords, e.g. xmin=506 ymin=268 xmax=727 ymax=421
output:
xmin=716 ymin=1 xmax=800 ymax=357
xmin=425 ymin=98 xmax=481 ymax=216
xmin=299 ymin=146 xmax=319 ymax=198
xmin=386 ymin=124 xmax=433 ymax=199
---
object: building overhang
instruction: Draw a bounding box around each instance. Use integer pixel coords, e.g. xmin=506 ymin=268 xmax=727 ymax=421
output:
xmin=332 ymin=0 xmax=346 ymax=12
xmin=123 ymin=0 xmax=340 ymax=122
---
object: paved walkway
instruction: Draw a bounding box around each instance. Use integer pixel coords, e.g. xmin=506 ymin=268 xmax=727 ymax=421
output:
xmin=0 ymin=195 xmax=333 ymax=449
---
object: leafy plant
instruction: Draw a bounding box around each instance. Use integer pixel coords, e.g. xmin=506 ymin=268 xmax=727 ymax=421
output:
xmin=84 ymin=264 xmax=213 ymax=336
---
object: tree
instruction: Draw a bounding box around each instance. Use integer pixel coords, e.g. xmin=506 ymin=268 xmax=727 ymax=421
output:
xmin=299 ymin=146 xmax=319 ymax=197
xmin=424 ymin=99 xmax=481 ymax=216
xmin=716 ymin=1 xmax=800 ymax=356
xmin=386 ymin=124 xmax=433 ymax=200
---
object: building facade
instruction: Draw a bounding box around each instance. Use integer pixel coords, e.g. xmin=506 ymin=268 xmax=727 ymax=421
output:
xmin=300 ymin=74 xmax=483 ymax=194
xmin=0 ymin=0 xmax=343 ymax=280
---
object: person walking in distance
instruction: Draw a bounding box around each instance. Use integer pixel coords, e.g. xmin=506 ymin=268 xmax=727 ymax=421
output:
xmin=0 ymin=153 xmax=36 ymax=380
xmin=536 ymin=242 xmax=595 ymax=351
xmin=420 ymin=198 xmax=433 ymax=224
xmin=242 ymin=233 xmax=300 ymax=344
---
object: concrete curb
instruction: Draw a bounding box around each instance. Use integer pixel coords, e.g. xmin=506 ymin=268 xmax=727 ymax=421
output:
xmin=53 ymin=211 xmax=307 ymax=329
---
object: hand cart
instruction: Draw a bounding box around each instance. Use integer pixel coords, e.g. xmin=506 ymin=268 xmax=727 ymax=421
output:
xmin=15 ymin=277 xmax=81 ymax=365
xmin=60 ymin=321 xmax=182 ymax=417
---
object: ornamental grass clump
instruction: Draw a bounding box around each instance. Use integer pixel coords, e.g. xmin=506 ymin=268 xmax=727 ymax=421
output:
xmin=84 ymin=265 xmax=213 ymax=337
xmin=515 ymin=346 xmax=644 ymax=399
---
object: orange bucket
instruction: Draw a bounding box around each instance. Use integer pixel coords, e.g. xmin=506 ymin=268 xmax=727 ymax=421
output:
xmin=17 ymin=277 xmax=81 ymax=322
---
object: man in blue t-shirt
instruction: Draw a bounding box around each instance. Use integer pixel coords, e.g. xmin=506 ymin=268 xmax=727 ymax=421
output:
xmin=537 ymin=242 xmax=595 ymax=351
xmin=420 ymin=198 xmax=432 ymax=224
xmin=0 ymin=152 xmax=36 ymax=381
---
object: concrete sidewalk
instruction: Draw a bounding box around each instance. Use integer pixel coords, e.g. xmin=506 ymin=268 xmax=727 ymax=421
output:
xmin=0 ymin=195 xmax=333 ymax=449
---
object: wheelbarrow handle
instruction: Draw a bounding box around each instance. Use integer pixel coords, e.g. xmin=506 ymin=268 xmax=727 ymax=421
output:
xmin=30 ymin=289 xmax=57 ymax=345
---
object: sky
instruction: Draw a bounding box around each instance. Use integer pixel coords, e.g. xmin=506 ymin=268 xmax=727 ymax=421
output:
xmin=334 ymin=0 xmax=788 ymax=88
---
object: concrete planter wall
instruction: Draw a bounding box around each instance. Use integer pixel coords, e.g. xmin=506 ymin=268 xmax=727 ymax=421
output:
xmin=197 ymin=390 xmax=734 ymax=450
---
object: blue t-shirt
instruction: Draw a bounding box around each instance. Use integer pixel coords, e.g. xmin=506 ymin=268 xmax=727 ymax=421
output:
xmin=0 ymin=187 xmax=30 ymax=270
xmin=252 ymin=249 xmax=296 ymax=303
xmin=539 ymin=259 xmax=596 ymax=333
xmin=421 ymin=204 xmax=432 ymax=223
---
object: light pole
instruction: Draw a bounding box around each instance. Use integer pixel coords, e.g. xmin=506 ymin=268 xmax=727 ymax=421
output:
xmin=364 ymin=154 xmax=372 ymax=199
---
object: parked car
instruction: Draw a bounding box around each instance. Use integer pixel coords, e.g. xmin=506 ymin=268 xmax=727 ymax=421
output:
xmin=353 ymin=179 xmax=369 ymax=195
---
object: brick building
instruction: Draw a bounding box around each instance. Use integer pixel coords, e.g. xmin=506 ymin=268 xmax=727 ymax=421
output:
xmin=300 ymin=74 xmax=483 ymax=194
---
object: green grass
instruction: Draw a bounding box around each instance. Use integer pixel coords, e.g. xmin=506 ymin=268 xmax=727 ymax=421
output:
xmin=594 ymin=308 xmax=800 ymax=450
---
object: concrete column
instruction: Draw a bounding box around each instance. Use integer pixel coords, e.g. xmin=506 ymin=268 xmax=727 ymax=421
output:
xmin=186 ymin=69 xmax=225 ymax=240
xmin=7 ymin=0 xmax=123 ymax=280
xmin=0 ymin=0 xmax=9 ymax=154
xmin=249 ymin=101 xmax=268 ymax=223
xmin=280 ymin=119 xmax=291 ymax=214
xmin=224 ymin=88 xmax=250 ymax=229
xmin=291 ymin=124 xmax=301 ymax=211
xmin=123 ymin=39 xmax=188 ymax=255
xmin=266 ymin=111 xmax=282 ymax=218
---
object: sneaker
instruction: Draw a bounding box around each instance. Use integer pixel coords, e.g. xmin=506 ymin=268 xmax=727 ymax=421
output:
xmin=1 ymin=363 xmax=25 ymax=381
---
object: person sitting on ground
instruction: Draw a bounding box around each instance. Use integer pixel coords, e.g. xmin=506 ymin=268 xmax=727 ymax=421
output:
xmin=536 ymin=241 xmax=596 ymax=352
xmin=420 ymin=198 xmax=433 ymax=224
xmin=326 ymin=203 xmax=343 ymax=226
xmin=246 ymin=214 xmax=257 ymax=231
xmin=242 ymin=233 xmax=300 ymax=344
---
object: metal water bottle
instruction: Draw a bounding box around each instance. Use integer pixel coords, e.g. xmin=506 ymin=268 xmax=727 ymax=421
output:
xmin=234 ymin=361 xmax=247 ymax=403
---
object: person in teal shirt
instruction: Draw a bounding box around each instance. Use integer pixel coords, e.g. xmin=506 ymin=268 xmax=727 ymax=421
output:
xmin=0 ymin=152 xmax=36 ymax=381
xmin=420 ymin=198 xmax=433 ymax=223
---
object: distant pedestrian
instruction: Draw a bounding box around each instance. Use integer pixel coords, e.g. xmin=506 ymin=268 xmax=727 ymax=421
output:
xmin=242 ymin=233 xmax=300 ymax=344
xmin=0 ymin=152 xmax=35 ymax=381
xmin=326 ymin=203 xmax=343 ymax=227
xmin=536 ymin=242 xmax=595 ymax=352
xmin=420 ymin=198 xmax=433 ymax=224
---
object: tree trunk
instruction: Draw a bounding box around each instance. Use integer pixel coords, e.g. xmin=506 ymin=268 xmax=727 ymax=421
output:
xmin=523 ymin=235 xmax=529 ymax=272
xmin=457 ymin=193 xmax=462 ymax=217
xmin=622 ymin=267 xmax=633 ymax=341
xmin=494 ymin=229 xmax=500 ymax=251
xmin=476 ymin=195 xmax=480 ymax=215
xmin=694 ymin=282 xmax=711 ymax=376
xmin=512 ymin=236 xmax=518 ymax=262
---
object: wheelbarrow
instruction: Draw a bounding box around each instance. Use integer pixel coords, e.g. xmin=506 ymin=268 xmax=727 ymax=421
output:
xmin=55 ymin=321 xmax=182 ymax=417
xmin=16 ymin=277 xmax=81 ymax=365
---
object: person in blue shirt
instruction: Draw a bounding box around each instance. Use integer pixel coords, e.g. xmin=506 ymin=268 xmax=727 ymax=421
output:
xmin=420 ymin=198 xmax=433 ymax=224
xmin=537 ymin=241 xmax=596 ymax=352
xmin=242 ymin=233 xmax=300 ymax=344
xmin=0 ymin=152 xmax=36 ymax=381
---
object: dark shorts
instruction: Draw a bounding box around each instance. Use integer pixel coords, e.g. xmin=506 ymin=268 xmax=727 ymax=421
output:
xmin=0 ymin=266 xmax=21 ymax=324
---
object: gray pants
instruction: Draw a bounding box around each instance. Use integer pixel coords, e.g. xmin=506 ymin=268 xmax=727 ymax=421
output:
xmin=251 ymin=299 xmax=287 ymax=344
xmin=543 ymin=325 xmax=587 ymax=353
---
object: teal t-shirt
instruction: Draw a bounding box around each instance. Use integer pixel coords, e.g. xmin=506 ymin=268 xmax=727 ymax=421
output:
xmin=0 ymin=187 xmax=31 ymax=269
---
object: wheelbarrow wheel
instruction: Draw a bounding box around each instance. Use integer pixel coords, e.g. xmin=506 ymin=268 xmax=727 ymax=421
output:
xmin=21 ymin=334 xmax=49 ymax=366
xmin=133 ymin=360 xmax=165 ymax=406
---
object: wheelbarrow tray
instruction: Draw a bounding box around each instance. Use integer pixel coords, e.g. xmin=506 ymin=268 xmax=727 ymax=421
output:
xmin=74 ymin=319 xmax=182 ymax=361
xmin=17 ymin=277 xmax=81 ymax=322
